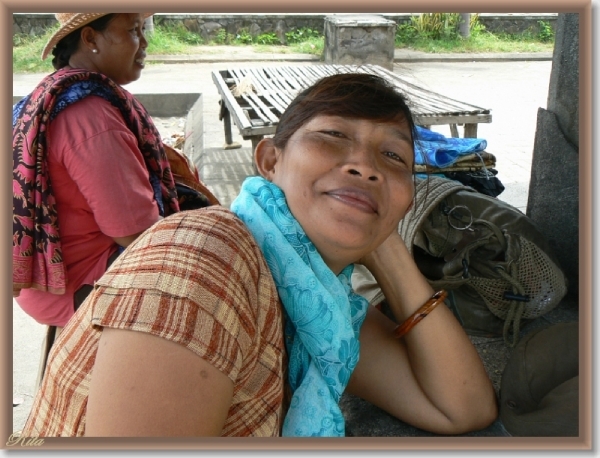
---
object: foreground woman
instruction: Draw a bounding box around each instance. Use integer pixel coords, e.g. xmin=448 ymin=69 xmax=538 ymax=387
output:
xmin=22 ymin=73 xmax=497 ymax=437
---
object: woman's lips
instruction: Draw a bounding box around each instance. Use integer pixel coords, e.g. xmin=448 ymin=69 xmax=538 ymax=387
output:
xmin=135 ymin=53 xmax=146 ymax=66
xmin=326 ymin=187 xmax=378 ymax=214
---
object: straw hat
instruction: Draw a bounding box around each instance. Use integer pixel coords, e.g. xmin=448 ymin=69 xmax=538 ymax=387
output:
xmin=41 ymin=13 xmax=153 ymax=60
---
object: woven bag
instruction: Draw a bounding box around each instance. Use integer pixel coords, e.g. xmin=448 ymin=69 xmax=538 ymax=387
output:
xmin=352 ymin=176 xmax=567 ymax=346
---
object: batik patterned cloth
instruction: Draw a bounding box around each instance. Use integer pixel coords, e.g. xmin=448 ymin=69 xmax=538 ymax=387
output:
xmin=12 ymin=68 xmax=179 ymax=296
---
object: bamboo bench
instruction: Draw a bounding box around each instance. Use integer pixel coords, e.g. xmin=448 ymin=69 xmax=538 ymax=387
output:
xmin=211 ymin=63 xmax=492 ymax=152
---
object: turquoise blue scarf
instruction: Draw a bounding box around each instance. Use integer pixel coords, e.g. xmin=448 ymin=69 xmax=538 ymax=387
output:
xmin=230 ymin=176 xmax=369 ymax=437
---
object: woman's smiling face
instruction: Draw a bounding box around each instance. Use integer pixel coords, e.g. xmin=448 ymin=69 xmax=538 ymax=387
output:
xmin=89 ymin=13 xmax=148 ymax=85
xmin=264 ymin=114 xmax=415 ymax=273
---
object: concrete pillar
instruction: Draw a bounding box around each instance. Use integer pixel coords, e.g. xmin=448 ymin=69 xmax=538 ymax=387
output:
xmin=144 ymin=15 xmax=154 ymax=36
xmin=526 ymin=13 xmax=579 ymax=301
xmin=183 ymin=94 xmax=204 ymax=165
xmin=323 ymin=14 xmax=396 ymax=70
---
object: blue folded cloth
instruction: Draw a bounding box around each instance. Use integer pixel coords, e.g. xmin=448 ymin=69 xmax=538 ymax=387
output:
xmin=414 ymin=126 xmax=487 ymax=168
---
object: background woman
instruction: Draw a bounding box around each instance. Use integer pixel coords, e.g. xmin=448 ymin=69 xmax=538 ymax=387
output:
xmin=21 ymin=73 xmax=497 ymax=437
xmin=13 ymin=13 xmax=201 ymax=339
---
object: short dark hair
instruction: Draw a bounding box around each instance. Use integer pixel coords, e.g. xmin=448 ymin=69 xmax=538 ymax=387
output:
xmin=272 ymin=72 xmax=417 ymax=153
xmin=51 ymin=14 xmax=116 ymax=70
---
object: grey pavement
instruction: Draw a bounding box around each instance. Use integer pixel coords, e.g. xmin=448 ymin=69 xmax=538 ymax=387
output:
xmin=13 ymin=48 xmax=577 ymax=437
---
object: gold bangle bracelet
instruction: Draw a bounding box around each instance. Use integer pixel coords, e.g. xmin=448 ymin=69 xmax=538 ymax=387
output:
xmin=393 ymin=290 xmax=448 ymax=339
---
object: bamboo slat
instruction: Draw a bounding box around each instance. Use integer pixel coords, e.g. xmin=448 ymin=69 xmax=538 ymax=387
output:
xmin=212 ymin=64 xmax=492 ymax=141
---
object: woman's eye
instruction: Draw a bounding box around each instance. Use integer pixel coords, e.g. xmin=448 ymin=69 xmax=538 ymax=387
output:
xmin=383 ymin=151 xmax=404 ymax=162
xmin=322 ymin=130 xmax=345 ymax=138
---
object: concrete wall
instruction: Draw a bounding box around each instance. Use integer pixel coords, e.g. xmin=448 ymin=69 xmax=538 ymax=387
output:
xmin=13 ymin=13 xmax=558 ymax=40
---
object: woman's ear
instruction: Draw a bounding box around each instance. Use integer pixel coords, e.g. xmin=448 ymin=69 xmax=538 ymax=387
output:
xmin=254 ymin=138 xmax=279 ymax=180
xmin=79 ymin=26 xmax=98 ymax=53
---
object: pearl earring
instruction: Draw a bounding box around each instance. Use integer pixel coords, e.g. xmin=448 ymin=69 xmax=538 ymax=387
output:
xmin=92 ymin=49 xmax=98 ymax=54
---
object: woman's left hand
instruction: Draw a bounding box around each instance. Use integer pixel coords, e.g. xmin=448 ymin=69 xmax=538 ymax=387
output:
xmin=357 ymin=230 xmax=405 ymax=274
xmin=348 ymin=228 xmax=498 ymax=435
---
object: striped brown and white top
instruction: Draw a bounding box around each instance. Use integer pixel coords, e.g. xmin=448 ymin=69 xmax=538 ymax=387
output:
xmin=22 ymin=207 xmax=286 ymax=437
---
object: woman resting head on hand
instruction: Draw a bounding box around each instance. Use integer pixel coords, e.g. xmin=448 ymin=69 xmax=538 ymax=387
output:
xmin=21 ymin=72 xmax=498 ymax=438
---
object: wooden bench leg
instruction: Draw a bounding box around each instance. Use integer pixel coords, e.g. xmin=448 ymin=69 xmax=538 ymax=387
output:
xmin=450 ymin=124 xmax=459 ymax=138
xmin=464 ymin=123 xmax=478 ymax=138
xmin=218 ymin=100 xmax=241 ymax=150
xmin=250 ymin=136 xmax=263 ymax=175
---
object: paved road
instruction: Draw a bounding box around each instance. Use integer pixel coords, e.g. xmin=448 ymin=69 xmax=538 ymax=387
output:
xmin=12 ymin=54 xmax=555 ymax=434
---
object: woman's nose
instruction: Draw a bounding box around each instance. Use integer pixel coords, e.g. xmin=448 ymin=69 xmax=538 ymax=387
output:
xmin=342 ymin=147 xmax=382 ymax=181
xmin=140 ymin=32 xmax=148 ymax=49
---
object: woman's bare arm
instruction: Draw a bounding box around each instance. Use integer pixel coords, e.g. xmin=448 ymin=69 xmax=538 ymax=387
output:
xmin=85 ymin=327 xmax=233 ymax=437
xmin=347 ymin=232 xmax=498 ymax=435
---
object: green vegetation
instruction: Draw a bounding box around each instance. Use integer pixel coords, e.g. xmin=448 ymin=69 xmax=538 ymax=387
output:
xmin=13 ymin=18 xmax=553 ymax=74
xmin=205 ymin=27 xmax=322 ymax=48
xmin=537 ymin=20 xmax=555 ymax=43
xmin=12 ymin=24 xmax=59 ymax=73
xmin=146 ymin=23 xmax=204 ymax=53
xmin=395 ymin=13 xmax=554 ymax=53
